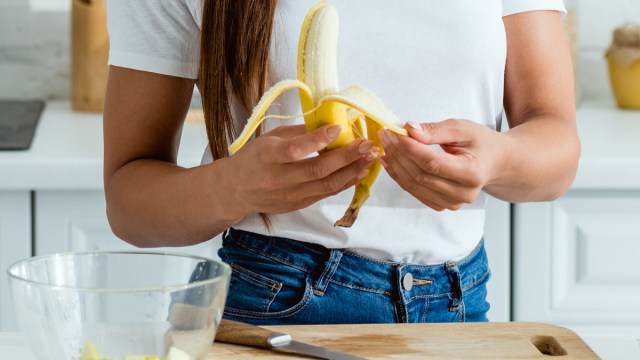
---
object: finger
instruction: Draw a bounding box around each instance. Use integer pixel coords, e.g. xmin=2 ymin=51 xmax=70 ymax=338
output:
xmin=288 ymin=156 xmax=373 ymax=199
xmin=380 ymin=129 xmax=478 ymax=185
xmin=295 ymin=168 xmax=370 ymax=210
xmin=380 ymin=149 xmax=479 ymax=205
xmin=379 ymin=132 xmax=472 ymax=200
xmin=382 ymin=153 xmax=461 ymax=208
xmin=381 ymin=155 xmax=462 ymax=211
xmin=382 ymin=158 xmax=448 ymax=211
xmin=286 ymin=138 xmax=378 ymax=183
xmin=272 ymin=124 xmax=343 ymax=163
xmin=265 ymin=124 xmax=308 ymax=138
xmin=405 ymin=119 xmax=474 ymax=146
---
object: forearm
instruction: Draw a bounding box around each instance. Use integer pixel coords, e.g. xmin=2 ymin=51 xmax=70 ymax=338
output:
xmin=105 ymin=157 xmax=243 ymax=248
xmin=484 ymin=115 xmax=580 ymax=202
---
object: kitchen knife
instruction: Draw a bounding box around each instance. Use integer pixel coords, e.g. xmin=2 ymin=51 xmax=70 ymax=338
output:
xmin=215 ymin=319 xmax=367 ymax=360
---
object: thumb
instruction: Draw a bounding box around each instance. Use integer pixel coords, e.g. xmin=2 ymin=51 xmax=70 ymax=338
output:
xmin=405 ymin=119 xmax=472 ymax=146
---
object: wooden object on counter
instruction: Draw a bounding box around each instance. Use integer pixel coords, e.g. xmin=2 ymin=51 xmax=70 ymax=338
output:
xmin=207 ymin=322 xmax=599 ymax=359
xmin=71 ymin=0 xmax=109 ymax=113
xmin=606 ymin=24 xmax=640 ymax=109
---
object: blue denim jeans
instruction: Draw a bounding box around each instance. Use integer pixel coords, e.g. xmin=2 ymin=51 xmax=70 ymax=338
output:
xmin=216 ymin=228 xmax=491 ymax=326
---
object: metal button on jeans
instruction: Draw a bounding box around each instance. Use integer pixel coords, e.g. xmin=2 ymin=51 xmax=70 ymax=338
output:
xmin=402 ymin=272 xmax=414 ymax=291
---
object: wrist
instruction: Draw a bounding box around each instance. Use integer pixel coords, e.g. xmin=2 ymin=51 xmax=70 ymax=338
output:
xmin=205 ymin=157 xmax=251 ymax=226
xmin=484 ymin=130 xmax=515 ymax=190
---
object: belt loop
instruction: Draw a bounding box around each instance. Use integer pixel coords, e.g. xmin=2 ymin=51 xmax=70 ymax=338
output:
xmin=221 ymin=228 xmax=230 ymax=247
xmin=444 ymin=262 xmax=464 ymax=319
xmin=313 ymin=249 xmax=343 ymax=296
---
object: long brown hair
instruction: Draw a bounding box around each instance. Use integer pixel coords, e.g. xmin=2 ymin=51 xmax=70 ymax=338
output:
xmin=199 ymin=0 xmax=278 ymax=160
xmin=199 ymin=0 xmax=279 ymax=227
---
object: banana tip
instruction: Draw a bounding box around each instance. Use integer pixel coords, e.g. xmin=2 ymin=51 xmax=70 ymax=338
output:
xmin=334 ymin=208 xmax=359 ymax=228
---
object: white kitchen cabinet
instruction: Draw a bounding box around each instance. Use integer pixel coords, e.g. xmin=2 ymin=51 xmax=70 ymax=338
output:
xmin=34 ymin=190 xmax=222 ymax=258
xmin=0 ymin=191 xmax=31 ymax=331
xmin=513 ymin=192 xmax=640 ymax=359
xmin=511 ymin=101 xmax=640 ymax=359
xmin=514 ymin=191 xmax=640 ymax=324
xmin=0 ymin=102 xmax=211 ymax=331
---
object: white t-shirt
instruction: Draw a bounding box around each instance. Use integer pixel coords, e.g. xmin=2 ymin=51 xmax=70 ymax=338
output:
xmin=107 ymin=0 xmax=566 ymax=264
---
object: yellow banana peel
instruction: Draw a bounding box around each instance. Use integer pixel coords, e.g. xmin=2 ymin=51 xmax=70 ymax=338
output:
xmin=228 ymin=0 xmax=407 ymax=227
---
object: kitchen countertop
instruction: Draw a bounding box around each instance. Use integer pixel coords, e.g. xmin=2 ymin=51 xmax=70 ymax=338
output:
xmin=0 ymin=99 xmax=639 ymax=190
xmin=0 ymin=101 xmax=207 ymax=190
xmin=571 ymin=99 xmax=640 ymax=189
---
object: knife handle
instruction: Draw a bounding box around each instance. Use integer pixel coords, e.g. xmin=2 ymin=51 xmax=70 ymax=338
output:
xmin=215 ymin=319 xmax=292 ymax=349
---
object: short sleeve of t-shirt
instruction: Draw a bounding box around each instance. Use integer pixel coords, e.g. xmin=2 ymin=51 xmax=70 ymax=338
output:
xmin=503 ymin=0 xmax=567 ymax=17
xmin=106 ymin=1 xmax=200 ymax=79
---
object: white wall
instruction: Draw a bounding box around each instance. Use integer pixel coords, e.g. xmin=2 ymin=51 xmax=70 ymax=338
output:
xmin=0 ymin=0 xmax=639 ymax=101
xmin=576 ymin=0 xmax=640 ymax=102
xmin=0 ymin=0 xmax=69 ymax=100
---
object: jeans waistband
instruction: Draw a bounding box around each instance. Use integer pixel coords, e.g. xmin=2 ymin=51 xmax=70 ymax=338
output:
xmin=224 ymin=228 xmax=489 ymax=299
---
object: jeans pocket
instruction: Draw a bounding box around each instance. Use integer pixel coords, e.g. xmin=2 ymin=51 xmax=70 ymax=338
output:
xmin=227 ymin=264 xmax=282 ymax=312
xmin=462 ymin=270 xmax=491 ymax=322
xmin=423 ymin=295 xmax=465 ymax=323
xmin=221 ymin=246 xmax=314 ymax=320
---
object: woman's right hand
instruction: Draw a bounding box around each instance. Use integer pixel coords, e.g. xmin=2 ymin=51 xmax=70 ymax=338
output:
xmin=221 ymin=124 xmax=378 ymax=217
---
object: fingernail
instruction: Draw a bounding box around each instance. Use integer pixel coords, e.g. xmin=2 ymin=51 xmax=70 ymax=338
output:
xmin=358 ymin=141 xmax=374 ymax=154
xmin=388 ymin=132 xmax=399 ymax=145
xmin=327 ymin=125 xmax=342 ymax=140
xmin=365 ymin=147 xmax=381 ymax=161
xmin=378 ymin=156 xmax=388 ymax=167
xmin=379 ymin=130 xmax=390 ymax=146
xmin=357 ymin=169 xmax=369 ymax=179
xmin=407 ymin=121 xmax=422 ymax=131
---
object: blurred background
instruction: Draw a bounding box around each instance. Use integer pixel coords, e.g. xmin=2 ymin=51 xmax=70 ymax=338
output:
xmin=0 ymin=1 xmax=639 ymax=359
xmin=0 ymin=0 xmax=631 ymax=103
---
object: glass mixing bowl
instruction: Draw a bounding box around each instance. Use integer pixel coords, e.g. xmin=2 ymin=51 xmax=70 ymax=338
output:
xmin=7 ymin=251 xmax=231 ymax=360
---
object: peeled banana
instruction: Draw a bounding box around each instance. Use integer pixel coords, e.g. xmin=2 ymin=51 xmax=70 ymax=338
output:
xmin=228 ymin=0 xmax=407 ymax=227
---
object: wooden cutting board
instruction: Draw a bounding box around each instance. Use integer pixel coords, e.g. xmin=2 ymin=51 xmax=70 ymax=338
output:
xmin=206 ymin=322 xmax=599 ymax=359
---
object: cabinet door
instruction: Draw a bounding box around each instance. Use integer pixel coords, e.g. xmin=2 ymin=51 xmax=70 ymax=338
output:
xmin=483 ymin=196 xmax=511 ymax=322
xmin=514 ymin=190 xmax=640 ymax=323
xmin=35 ymin=191 xmax=221 ymax=258
xmin=0 ymin=191 xmax=31 ymax=331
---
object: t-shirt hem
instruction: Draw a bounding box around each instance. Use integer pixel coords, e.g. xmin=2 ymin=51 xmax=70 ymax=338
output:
xmin=502 ymin=1 xmax=567 ymax=17
xmin=108 ymin=51 xmax=198 ymax=79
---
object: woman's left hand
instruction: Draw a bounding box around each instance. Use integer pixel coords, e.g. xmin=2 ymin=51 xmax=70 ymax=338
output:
xmin=378 ymin=119 xmax=505 ymax=211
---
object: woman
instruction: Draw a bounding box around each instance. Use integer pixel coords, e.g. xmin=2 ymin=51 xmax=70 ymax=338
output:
xmin=104 ymin=0 xmax=579 ymax=325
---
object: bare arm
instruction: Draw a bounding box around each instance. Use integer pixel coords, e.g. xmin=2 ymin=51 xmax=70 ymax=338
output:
xmin=492 ymin=10 xmax=580 ymax=200
xmin=104 ymin=67 xmax=374 ymax=247
xmin=103 ymin=67 xmax=241 ymax=247
xmin=378 ymin=11 xmax=580 ymax=210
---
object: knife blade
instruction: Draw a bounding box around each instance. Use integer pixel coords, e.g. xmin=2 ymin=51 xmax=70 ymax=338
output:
xmin=215 ymin=319 xmax=367 ymax=360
